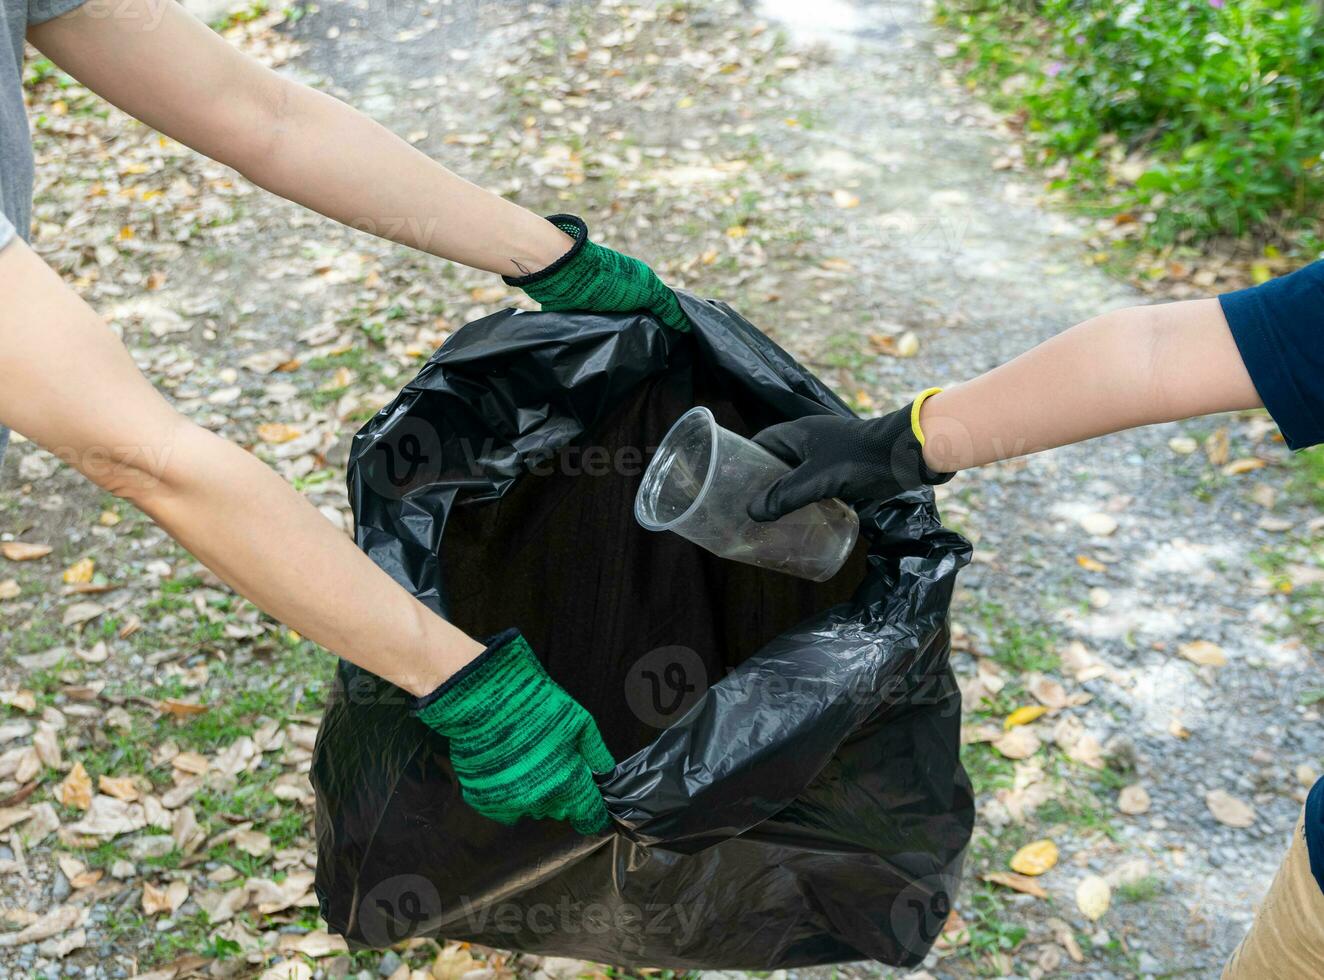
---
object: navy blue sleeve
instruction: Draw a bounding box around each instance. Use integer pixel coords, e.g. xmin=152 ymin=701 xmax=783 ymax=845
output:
xmin=1218 ymin=260 xmax=1324 ymax=450
xmin=1308 ymin=776 xmax=1324 ymax=896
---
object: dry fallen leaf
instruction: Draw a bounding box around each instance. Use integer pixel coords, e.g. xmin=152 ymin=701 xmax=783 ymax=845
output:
xmin=992 ymin=726 xmax=1041 ymax=759
xmin=1206 ymin=789 xmax=1256 ymax=828
xmin=1027 ymin=675 xmax=1068 ymax=711
xmin=14 ymin=747 xmax=41 ymax=784
xmin=142 ymin=879 xmax=189 ymax=916
xmin=57 ymin=762 xmax=93 ymax=811
xmin=62 ymin=602 xmax=105 ymax=628
xmin=469 ymin=285 xmax=509 ymax=304
xmin=1010 ymin=839 xmax=1059 ymax=876
xmin=240 ymin=349 xmax=294 ymax=374
xmin=234 ymin=829 xmax=271 ymax=857
xmin=70 ymin=869 xmax=103 ymax=890
xmin=33 ymin=723 xmax=62 ymax=769
xmin=0 ymin=579 xmax=20 ymax=600
xmin=1078 ymin=513 xmax=1118 ymax=537
xmin=98 ymin=775 xmax=139 ymax=803
xmin=256 ymin=423 xmax=303 ymax=445
xmin=277 ymin=931 xmax=348 ymax=958
xmin=37 ymin=927 xmax=86 ymax=960
xmin=867 ymin=330 xmax=921 ymax=358
xmin=1075 ymin=874 xmax=1111 ymax=921
xmin=894 ymin=331 xmax=920 ymax=358
xmin=0 ymin=905 xmax=82 ymax=946
xmin=0 ymin=690 xmax=36 ymax=714
xmin=1178 ymin=640 xmax=1228 ymax=668
xmin=69 ymin=795 xmax=147 ymax=838
xmin=196 ymin=883 xmax=249 ymax=925
xmin=171 ymin=751 xmax=209 ymax=775
xmin=261 ymin=960 xmax=314 ymax=980
xmin=171 ymin=806 xmax=206 ymax=854
xmin=1 ymin=542 xmax=52 ymax=562
xmin=430 ymin=943 xmax=483 ymax=980
xmin=1117 ymin=784 xmax=1151 ymax=815
xmin=1222 ymin=458 xmax=1266 ymax=476
xmin=1168 ymin=436 xmax=1198 ymax=455
xmin=1048 ymin=916 xmax=1086 ymax=962
xmin=1003 ymin=705 xmax=1048 ymax=730
xmin=982 ymin=871 xmax=1048 ymax=899
xmin=62 ymin=559 xmax=95 ymax=585
xmin=56 ymin=854 xmax=86 ymax=882
xmin=1076 ymin=555 xmax=1106 ymax=573
xmin=0 ymin=806 xmax=32 ymax=834
xmin=76 ymin=642 xmax=109 ymax=664
xmin=248 ymin=870 xmax=316 ymax=914
xmin=1204 ymin=427 xmax=1230 ymax=466
xmin=157 ymin=699 xmax=208 ymax=718
xmin=141 ymin=881 xmax=171 ymax=916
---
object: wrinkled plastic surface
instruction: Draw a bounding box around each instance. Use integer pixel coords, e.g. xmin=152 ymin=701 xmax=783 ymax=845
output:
xmin=635 ymin=405 xmax=859 ymax=581
xmin=313 ymin=293 xmax=974 ymax=969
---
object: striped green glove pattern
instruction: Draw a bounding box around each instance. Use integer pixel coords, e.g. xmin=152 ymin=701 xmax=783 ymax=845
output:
xmin=504 ymin=214 xmax=691 ymax=332
xmin=414 ymin=629 xmax=616 ymax=834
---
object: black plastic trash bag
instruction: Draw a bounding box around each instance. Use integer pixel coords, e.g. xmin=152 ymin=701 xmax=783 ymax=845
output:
xmin=313 ymin=293 xmax=974 ymax=969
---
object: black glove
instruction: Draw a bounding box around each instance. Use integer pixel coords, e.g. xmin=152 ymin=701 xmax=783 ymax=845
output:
xmin=747 ymin=389 xmax=954 ymax=522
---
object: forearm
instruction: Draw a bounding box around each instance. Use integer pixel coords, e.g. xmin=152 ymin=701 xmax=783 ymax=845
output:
xmin=919 ymin=298 xmax=1262 ymax=472
xmin=0 ymin=239 xmax=480 ymax=696
xmin=30 ymin=0 xmax=571 ymax=278
xmin=243 ymin=82 xmax=571 ymax=276
xmin=129 ymin=426 xmax=482 ymax=695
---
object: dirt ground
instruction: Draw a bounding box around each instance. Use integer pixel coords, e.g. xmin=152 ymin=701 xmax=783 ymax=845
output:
xmin=1 ymin=1 xmax=1320 ymax=978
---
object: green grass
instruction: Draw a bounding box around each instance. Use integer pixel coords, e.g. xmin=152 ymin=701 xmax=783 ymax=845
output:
xmin=972 ymin=600 xmax=1061 ymax=674
xmin=958 ymin=883 xmax=1029 ymax=964
xmin=1286 ymin=445 xmax=1324 ymax=509
xmin=1036 ymin=789 xmax=1119 ymax=842
xmin=962 ymin=743 xmax=1015 ymax=796
xmin=1117 ymin=875 xmax=1164 ymax=903
xmin=935 ymin=0 xmax=1324 ymax=253
xmin=161 ymin=642 xmax=330 ymax=752
xmin=79 ymin=728 xmax=156 ymax=781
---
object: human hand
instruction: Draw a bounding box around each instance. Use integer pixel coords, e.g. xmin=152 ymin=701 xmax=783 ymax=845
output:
xmin=747 ymin=390 xmax=953 ymax=522
xmin=414 ymin=629 xmax=616 ymax=834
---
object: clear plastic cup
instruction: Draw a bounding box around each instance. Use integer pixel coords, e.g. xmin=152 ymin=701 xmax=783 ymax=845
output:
xmin=635 ymin=407 xmax=860 ymax=582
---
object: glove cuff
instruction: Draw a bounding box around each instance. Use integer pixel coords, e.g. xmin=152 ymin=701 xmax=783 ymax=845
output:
xmin=501 ymin=214 xmax=589 ymax=289
xmin=909 ymin=388 xmax=955 ymax=485
xmin=412 ymin=628 xmax=531 ymax=730
xmin=860 ymin=396 xmax=954 ymax=490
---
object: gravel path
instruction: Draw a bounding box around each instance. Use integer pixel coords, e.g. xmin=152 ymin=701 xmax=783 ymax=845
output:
xmin=283 ymin=0 xmax=1322 ymax=974
xmin=1 ymin=1 xmax=1317 ymax=978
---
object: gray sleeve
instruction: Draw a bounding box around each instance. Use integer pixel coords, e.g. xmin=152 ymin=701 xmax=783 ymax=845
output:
xmin=28 ymin=0 xmax=88 ymax=25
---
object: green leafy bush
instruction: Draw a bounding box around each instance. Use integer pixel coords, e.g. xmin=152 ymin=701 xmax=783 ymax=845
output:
xmin=937 ymin=0 xmax=1324 ymax=247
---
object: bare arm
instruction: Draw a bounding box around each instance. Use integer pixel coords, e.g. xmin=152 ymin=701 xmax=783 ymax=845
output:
xmin=29 ymin=0 xmax=571 ymax=277
xmin=747 ymin=297 xmax=1266 ymax=523
xmin=0 ymin=239 xmax=482 ymax=696
xmin=919 ymin=298 xmax=1262 ymax=472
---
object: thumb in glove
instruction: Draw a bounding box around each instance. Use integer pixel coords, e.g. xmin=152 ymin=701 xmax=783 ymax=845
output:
xmin=747 ymin=390 xmax=953 ymax=522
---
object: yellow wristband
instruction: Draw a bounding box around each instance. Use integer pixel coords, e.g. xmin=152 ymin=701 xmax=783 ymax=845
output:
xmin=909 ymin=387 xmax=944 ymax=447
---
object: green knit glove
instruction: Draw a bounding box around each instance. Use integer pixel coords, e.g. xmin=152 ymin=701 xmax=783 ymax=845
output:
xmin=504 ymin=214 xmax=691 ymax=332
xmin=413 ymin=629 xmax=616 ymax=834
